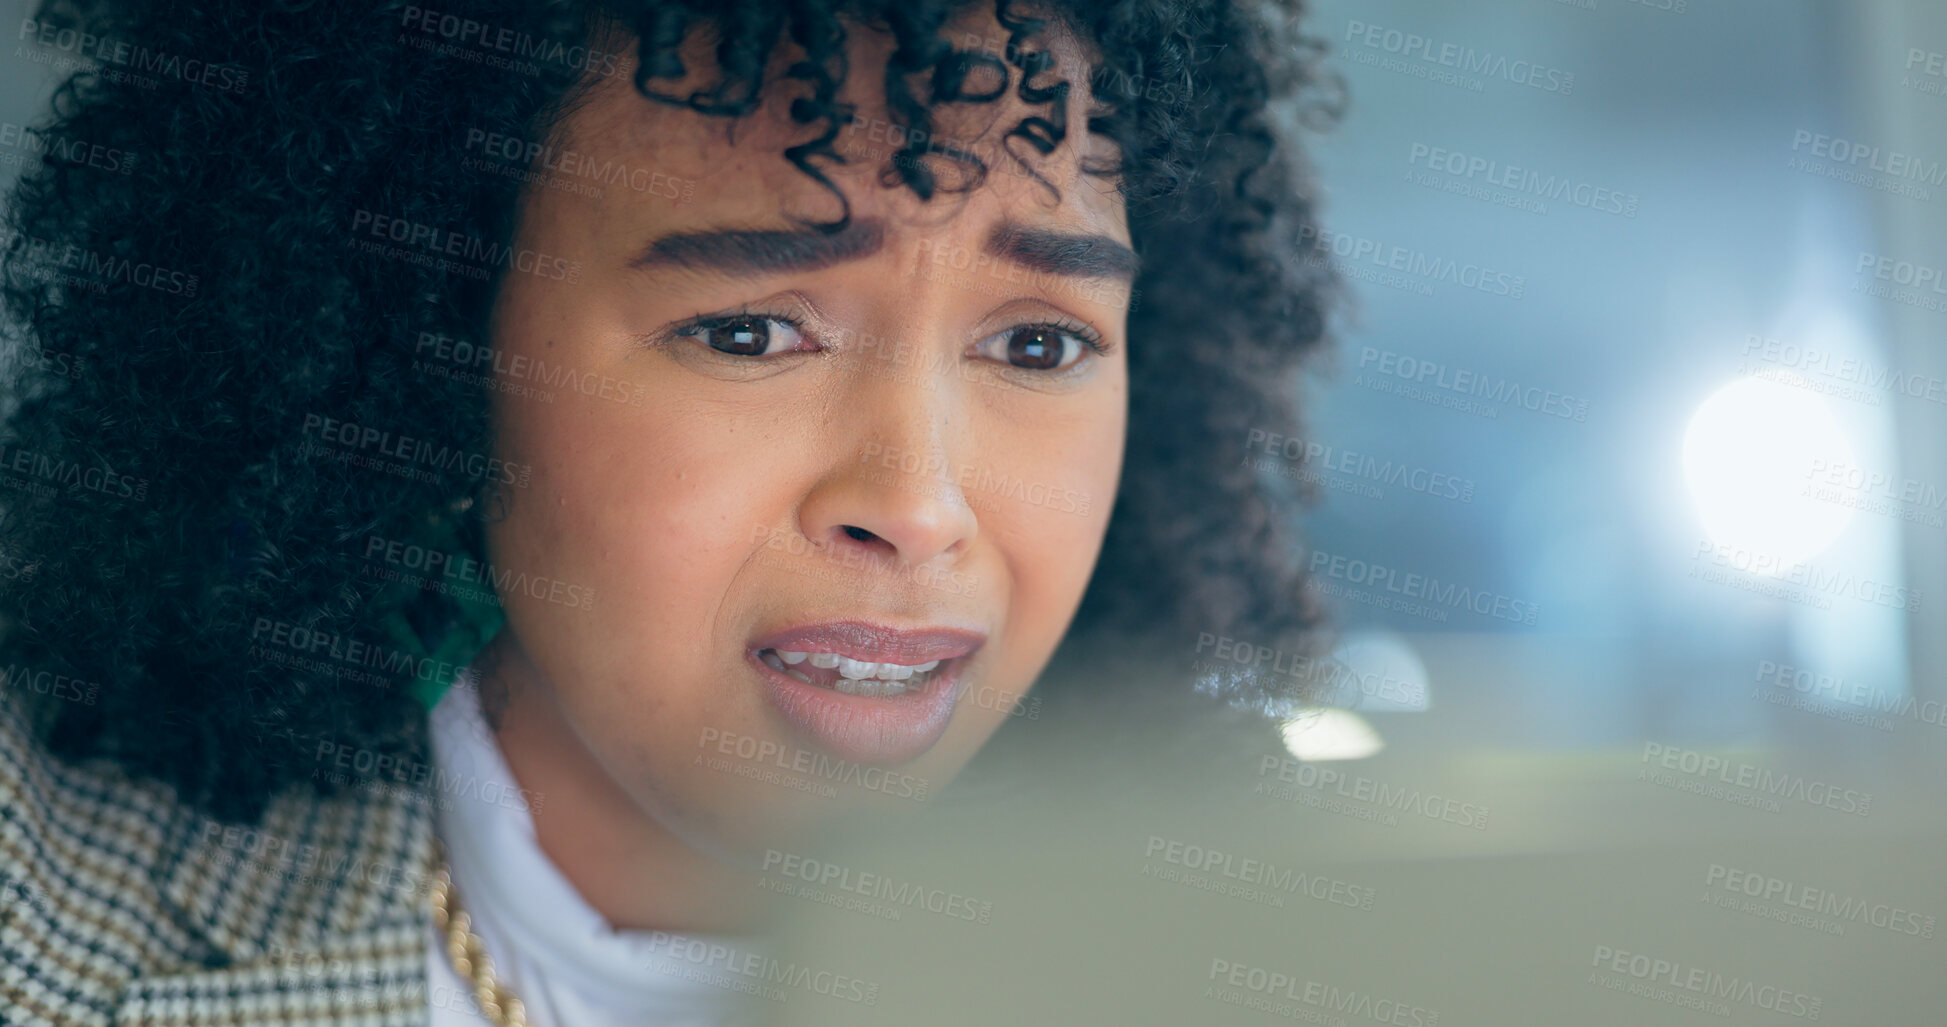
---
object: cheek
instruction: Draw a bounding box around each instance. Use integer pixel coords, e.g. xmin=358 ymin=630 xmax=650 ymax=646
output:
xmin=483 ymin=384 xmax=804 ymax=683
xmin=480 ymin=389 xmax=828 ymax=840
xmin=968 ymin=382 xmax=1126 ymax=710
xmin=991 ymin=380 xmax=1125 ymax=575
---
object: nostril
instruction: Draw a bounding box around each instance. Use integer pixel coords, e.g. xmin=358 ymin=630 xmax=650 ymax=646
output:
xmin=842 ymin=525 xmax=879 ymax=544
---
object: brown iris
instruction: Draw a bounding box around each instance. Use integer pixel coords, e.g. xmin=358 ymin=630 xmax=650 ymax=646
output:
xmin=1005 ymin=326 xmax=1065 ymax=370
xmin=705 ymin=317 xmax=774 ymax=356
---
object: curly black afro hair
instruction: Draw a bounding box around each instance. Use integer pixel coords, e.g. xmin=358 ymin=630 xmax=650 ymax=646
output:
xmin=0 ymin=0 xmax=1340 ymax=822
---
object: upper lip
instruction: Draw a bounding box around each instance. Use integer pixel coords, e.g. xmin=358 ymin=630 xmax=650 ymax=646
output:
xmin=750 ymin=620 xmax=986 ymax=665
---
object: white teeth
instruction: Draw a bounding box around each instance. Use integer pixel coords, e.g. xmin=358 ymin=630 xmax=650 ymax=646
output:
xmin=839 ymin=658 xmax=919 ymax=681
xmin=760 ymin=648 xmax=950 ymax=696
xmin=771 ymin=650 xmax=946 ymax=680
xmin=759 ymin=650 xmax=816 ymax=685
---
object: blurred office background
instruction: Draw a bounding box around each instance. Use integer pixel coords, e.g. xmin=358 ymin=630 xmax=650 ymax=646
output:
xmin=780 ymin=2 xmax=1947 ymax=1025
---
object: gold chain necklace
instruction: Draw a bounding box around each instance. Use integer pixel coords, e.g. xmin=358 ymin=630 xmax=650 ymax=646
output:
xmin=430 ymin=838 xmax=531 ymax=1026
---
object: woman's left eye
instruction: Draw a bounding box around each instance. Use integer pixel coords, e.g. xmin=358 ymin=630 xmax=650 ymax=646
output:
xmin=678 ymin=316 xmax=809 ymax=357
xmin=972 ymin=324 xmax=1098 ymax=372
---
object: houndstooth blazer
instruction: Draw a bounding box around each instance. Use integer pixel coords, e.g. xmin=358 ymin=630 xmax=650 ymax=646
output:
xmin=0 ymin=693 xmax=436 ymax=1026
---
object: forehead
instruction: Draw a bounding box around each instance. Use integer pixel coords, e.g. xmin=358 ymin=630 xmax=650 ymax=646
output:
xmin=546 ymin=9 xmax=1127 ymax=241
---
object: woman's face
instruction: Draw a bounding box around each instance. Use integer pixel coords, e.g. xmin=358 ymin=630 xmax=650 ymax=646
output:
xmin=483 ymin=17 xmax=1129 ymax=859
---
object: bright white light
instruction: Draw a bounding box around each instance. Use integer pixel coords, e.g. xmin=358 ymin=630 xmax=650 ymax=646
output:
xmin=1326 ymin=631 xmax=1430 ymax=712
xmin=1682 ymin=378 xmax=1855 ymax=569
xmin=1280 ymin=708 xmax=1384 ymax=762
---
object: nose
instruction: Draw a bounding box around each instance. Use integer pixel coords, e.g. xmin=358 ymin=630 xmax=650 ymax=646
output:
xmin=797 ymin=385 xmax=979 ymax=571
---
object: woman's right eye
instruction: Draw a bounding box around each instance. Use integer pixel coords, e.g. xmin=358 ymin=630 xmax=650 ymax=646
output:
xmin=677 ymin=316 xmax=810 ymax=358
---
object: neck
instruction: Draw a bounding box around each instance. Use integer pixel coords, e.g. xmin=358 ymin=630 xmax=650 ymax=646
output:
xmin=473 ymin=633 xmax=767 ymax=935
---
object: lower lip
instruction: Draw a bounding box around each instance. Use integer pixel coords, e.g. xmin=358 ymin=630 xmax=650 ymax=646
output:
xmin=748 ymin=650 xmax=968 ymax=766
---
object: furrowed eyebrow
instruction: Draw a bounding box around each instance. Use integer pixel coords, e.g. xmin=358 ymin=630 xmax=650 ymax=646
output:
xmin=629 ymin=216 xmax=1138 ymax=285
xmin=629 ymin=218 xmax=887 ymax=277
xmin=986 ymin=223 xmax=1139 ymax=285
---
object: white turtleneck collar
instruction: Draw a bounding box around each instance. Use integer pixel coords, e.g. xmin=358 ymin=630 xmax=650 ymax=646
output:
xmin=425 ymin=670 xmax=770 ymax=1026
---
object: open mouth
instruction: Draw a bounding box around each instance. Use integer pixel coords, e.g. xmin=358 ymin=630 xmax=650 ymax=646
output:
xmin=745 ymin=620 xmax=987 ymax=765
xmin=755 ymin=647 xmax=952 ymax=697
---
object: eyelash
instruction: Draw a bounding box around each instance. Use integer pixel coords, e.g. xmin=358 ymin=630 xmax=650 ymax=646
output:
xmin=1029 ymin=316 xmax=1115 ymax=358
xmin=671 ymin=307 xmax=1116 ymax=363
